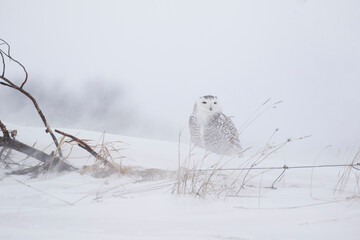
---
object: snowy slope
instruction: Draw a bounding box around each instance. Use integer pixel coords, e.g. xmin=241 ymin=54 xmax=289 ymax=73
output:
xmin=0 ymin=124 xmax=359 ymax=240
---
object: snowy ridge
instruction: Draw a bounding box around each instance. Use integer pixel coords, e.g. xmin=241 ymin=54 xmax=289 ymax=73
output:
xmin=0 ymin=124 xmax=359 ymax=240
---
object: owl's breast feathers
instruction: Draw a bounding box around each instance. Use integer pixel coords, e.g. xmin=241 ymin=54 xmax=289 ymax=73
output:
xmin=189 ymin=112 xmax=243 ymax=156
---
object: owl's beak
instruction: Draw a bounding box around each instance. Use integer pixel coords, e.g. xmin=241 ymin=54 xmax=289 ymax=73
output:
xmin=209 ymin=107 xmax=213 ymax=111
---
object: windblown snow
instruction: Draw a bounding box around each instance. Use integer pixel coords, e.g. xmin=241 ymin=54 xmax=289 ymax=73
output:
xmin=0 ymin=123 xmax=359 ymax=240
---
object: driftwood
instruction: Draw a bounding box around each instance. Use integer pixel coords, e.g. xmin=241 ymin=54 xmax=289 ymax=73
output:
xmin=0 ymin=121 xmax=76 ymax=175
xmin=0 ymin=38 xmax=62 ymax=157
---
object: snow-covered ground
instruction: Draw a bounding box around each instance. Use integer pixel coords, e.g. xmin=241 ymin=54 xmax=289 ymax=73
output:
xmin=1 ymin=124 xmax=359 ymax=240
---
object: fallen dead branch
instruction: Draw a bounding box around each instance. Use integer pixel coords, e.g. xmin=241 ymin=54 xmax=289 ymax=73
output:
xmin=0 ymin=121 xmax=76 ymax=175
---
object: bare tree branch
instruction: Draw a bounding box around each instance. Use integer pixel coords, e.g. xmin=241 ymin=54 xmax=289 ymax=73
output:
xmin=0 ymin=38 xmax=27 ymax=87
xmin=0 ymin=80 xmax=62 ymax=157
xmin=0 ymin=50 xmax=5 ymax=77
xmin=0 ymin=37 xmax=11 ymax=56
xmin=0 ymin=39 xmax=62 ymax=157
xmin=0 ymin=81 xmax=12 ymax=87
xmin=0 ymin=49 xmax=28 ymax=88
xmin=0 ymin=120 xmax=10 ymax=140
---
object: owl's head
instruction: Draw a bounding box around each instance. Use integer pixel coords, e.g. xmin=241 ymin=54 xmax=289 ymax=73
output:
xmin=195 ymin=95 xmax=222 ymax=115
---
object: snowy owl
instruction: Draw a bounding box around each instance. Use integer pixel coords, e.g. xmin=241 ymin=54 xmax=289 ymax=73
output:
xmin=189 ymin=95 xmax=243 ymax=157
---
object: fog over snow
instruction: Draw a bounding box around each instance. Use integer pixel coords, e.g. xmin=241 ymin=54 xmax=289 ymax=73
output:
xmin=1 ymin=0 xmax=360 ymax=159
xmin=1 ymin=1 xmax=360 ymax=239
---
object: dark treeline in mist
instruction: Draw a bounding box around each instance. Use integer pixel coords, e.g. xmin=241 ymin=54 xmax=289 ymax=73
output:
xmin=0 ymin=79 xmax=138 ymax=135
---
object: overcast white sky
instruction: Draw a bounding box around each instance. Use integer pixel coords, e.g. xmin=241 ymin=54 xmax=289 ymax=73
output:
xmin=1 ymin=0 xmax=360 ymax=156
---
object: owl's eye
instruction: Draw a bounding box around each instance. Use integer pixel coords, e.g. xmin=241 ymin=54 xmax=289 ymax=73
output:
xmin=202 ymin=101 xmax=207 ymax=104
xmin=214 ymin=102 xmax=217 ymax=104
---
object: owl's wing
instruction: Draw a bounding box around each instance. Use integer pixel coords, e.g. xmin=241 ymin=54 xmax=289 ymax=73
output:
xmin=204 ymin=113 xmax=243 ymax=156
xmin=189 ymin=115 xmax=203 ymax=147
xmin=222 ymin=114 xmax=243 ymax=156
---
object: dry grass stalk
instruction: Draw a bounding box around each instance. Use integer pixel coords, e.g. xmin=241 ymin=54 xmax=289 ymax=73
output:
xmin=172 ymin=99 xmax=284 ymax=197
xmin=58 ymin=131 xmax=127 ymax=178
xmin=238 ymin=98 xmax=282 ymax=135
xmin=335 ymin=146 xmax=360 ymax=194
xmin=310 ymin=145 xmax=332 ymax=198
xmin=173 ymin=127 xmax=309 ymax=198
xmin=60 ymin=131 xmax=168 ymax=180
